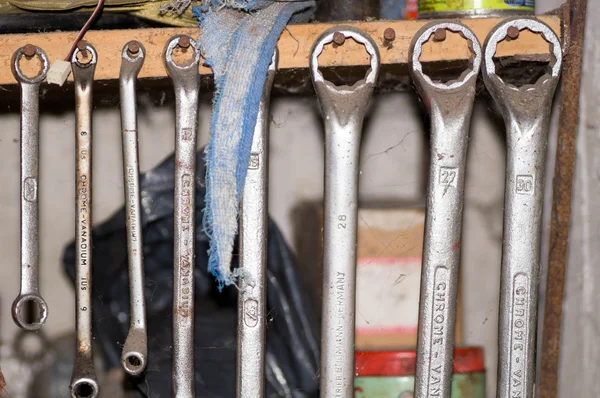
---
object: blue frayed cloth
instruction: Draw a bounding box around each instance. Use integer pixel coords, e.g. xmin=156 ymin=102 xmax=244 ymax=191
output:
xmin=194 ymin=0 xmax=314 ymax=289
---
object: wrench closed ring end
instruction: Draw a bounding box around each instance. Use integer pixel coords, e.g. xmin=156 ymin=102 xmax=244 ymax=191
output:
xmin=11 ymin=293 xmax=48 ymax=330
xmin=121 ymin=328 xmax=147 ymax=375
xmin=410 ymin=21 xmax=482 ymax=90
xmin=310 ymin=26 xmax=380 ymax=89
xmin=71 ymin=378 xmax=99 ymax=398
xmin=164 ymin=35 xmax=201 ymax=74
xmin=483 ymin=18 xmax=562 ymax=84
xmin=71 ymin=42 xmax=98 ymax=68
xmin=11 ymin=45 xmax=50 ymax=84
xmin=122 ymin=351 xmax=146 ymax=376
xmin=122 ymin=41 xmax=146 ymax=66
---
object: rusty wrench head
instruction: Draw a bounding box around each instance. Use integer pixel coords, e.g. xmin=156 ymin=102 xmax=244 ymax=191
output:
xmin=310 ymin=26 xmax=380 ymax=398
xmin=482 ymin=18 xmax=562 ymax=398
xmin=119 ymin=40 xmax=148 ymax=376
xmin=70 ymin=41 xmax=99 ymax=398
xmin=11 ymin=45 xmax=50 ymax=331
xmin=409 ymin=21 xmax=481 ymax=398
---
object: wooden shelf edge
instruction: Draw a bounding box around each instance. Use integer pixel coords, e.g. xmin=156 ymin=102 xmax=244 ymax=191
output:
xmin=0 ymin=16 xmax=560 ymax=85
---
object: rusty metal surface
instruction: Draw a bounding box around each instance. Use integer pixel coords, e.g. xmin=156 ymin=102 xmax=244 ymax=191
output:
xmin=539 ymin=0 xmax=588 ymax=396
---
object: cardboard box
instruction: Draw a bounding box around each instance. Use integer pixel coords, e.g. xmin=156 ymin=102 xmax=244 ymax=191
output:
xmin=294 ymin=205 xmax=463 ymax=350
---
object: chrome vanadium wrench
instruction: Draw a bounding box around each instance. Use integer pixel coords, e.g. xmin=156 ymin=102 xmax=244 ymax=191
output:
xmin=410 ymin=22 xmax=481 ymax=398
xmin=310 ymin=26 xmax=380 ymax=397
xmin=11 ymin=44 xmax=50 ymax=331
xmin=236 ymin=50 xmax=277 ymax=398
xmin=119 ymin=40 xmax=148 ymax=376
xmin=70 ymin=41 xmax=99 ymax=398
xmin=483 ymin=18 xmax=562 ymax=398
xmin=164 ymin=35 xmax=201 ymax=397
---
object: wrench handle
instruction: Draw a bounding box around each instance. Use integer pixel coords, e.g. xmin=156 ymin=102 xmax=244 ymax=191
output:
xmin=70 ymin=43 xmax=99 ymax=398
xmin=498 ymin=125 xmax=548 ymax=398
xmin=165 ymin=34 xmax=201 ymax=397
xmin=119 ymin=41 xmax=148 ymax=376
xmin=416 ymin=104 xmax=473 ymax=398
xmin=11 ymin=45 xmax=50 ymax=331
xmin=310 ymin=26 xmax=379 ymax=397
xmin=481 ymin=18 xmax=562 ymax=398
xmin=409 ymin=21 xmax=481 ymax=398
xmin=321 ymin=121 xmax=362 ymax=397
xmin=236 ymin=51 xmax=277 ymax=398
xmin=19 ymin=82 xmax=41 ymax=295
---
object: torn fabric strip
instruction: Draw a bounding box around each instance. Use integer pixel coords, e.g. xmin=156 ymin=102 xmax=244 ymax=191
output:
xmin=194 ymin=0 xmax=314 ymax=288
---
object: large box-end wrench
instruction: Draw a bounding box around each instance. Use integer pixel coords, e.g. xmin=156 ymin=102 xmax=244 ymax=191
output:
xmin=70 ymin=41 xmax=99 ymax=398
xmin=483 ymin=18 xmax=562 ymax=398
xmin=164 ymin=35 xmax=201 ymax=397
xmin=119 ymin=40 xmax=148 ymax=376
xmin=236 ymin=50 xmax=277 ymax=398
xmin=310 ymin=26 xmax=380 ymax=397
xmin=410 ymin=22 xmax=481 ymax=398
xmin=11 ymin=45 xmax=50 ymax=331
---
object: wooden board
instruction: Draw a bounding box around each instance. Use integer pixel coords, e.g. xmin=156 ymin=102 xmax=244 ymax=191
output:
xmin=0 ymin=16 xmax=560 ymax=85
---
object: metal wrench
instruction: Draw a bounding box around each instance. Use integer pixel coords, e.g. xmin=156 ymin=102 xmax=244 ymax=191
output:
xmin=310 ymin=26 xmax=380 ymax=397
xmin=119 ymin=40 xmax=148 ymax=376
xmin=11 ymin=44 xmax=50 ymax=331
xmin=164 ymin=35 xmax=201 ymax=397
xmin=236 ymin=49 xmax=277 ymax=398
xmin=409 ymin=22 xmax=481 ymax=398
xmin=70 ymin=41 xmax=99 ymax=398
xmin=482 ymin=18 xmax=562 ymax=398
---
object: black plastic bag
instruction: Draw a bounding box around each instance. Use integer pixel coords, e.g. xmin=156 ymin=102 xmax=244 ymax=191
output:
xmin=63 ymin=151 xmax=320 ymax=397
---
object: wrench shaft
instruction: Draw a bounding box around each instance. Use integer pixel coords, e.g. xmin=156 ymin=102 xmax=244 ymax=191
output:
xmin=236 ymin=53 xmax=277 ymax=398
xmin=310 ymin=26 xmax=379 ymax=397
xmin=20 ymin=82 xmax=41 ymax=295
xmin=119 ymin=41 xmax=148 ymax=376
xmin=165 ymin=35 xmax=201 ymax=397
xmin=482 ymin=18 xmax=562 ymax=398
xmin=70 ymin=43 xmax=99 ymax=398
xmin=410 ymin=22 xmax=481 ymax=398
xmin=11 ymin=45 xmax=50 ymax=331
xmin=499 ymin=134 xmax=546 ymax=398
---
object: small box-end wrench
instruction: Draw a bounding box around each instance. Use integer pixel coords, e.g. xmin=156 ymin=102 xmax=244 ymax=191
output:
xmin=482 ymin=18 xmax=562 ymax=398
xmin=409 ymin=22 xmax=481 ymax=398
xmin=164 ymin=35 xmax=201 ymax=397
xmin=236 ymin=50 xmax=277 ymax=398
xmin=310 ymin=26 xmax=380 ymax=397
xmin=11 ymin=44 xmax=50 ymax=331
xmin=119 ymin=40 xmax=148 ymax=376
xmin=70 ymin=41 xmax=99 ymax=398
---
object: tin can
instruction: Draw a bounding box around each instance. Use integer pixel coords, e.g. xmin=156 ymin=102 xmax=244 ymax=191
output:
xmin=381 ymin=0 xmax=418 ymax=20
xmin=354 ymin=347 xmax=486 ymax=397
xmin=418 ymin=0 xmax=534 ymax=19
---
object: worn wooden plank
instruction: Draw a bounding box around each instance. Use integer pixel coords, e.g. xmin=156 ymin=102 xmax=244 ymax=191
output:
xmin=0 ymin=16 xmax=560 ymax=85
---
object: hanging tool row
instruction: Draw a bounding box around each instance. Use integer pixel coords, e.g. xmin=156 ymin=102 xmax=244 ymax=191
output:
xmin=9 ymin=16 xmax=561 ymax=398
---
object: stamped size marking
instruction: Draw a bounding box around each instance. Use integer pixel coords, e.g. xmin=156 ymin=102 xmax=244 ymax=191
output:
xmin=337 ymin=214 xmax=347 ymax=230
xmin=510 ymin=273 xmax=529 ymax=398
xmin=428 ymin=266 xmax=449 ymax=397
xmin=334 ymin=271 xmax=345 ymax=397
xmin=439 ymin=167 xmax=458 ymax=188
xmin=79 ymin=277 xmax=88 ymax=311
xmin=248 ymin=152 xmax=260 ymax=170
xmin=178 ymin=173 xmax=194 ymax=317
xmin=181 ymin=128 xmax=193 ymax=142
xmin=23 ymin=177 xmax=37 ymax=202
xmin=243 ymin=299 xmax=259 ymax=327
xmin=126 ymin=167 xmax=138 ymax=245
xmin=516 ymin=175 xmax=534 ymax=195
